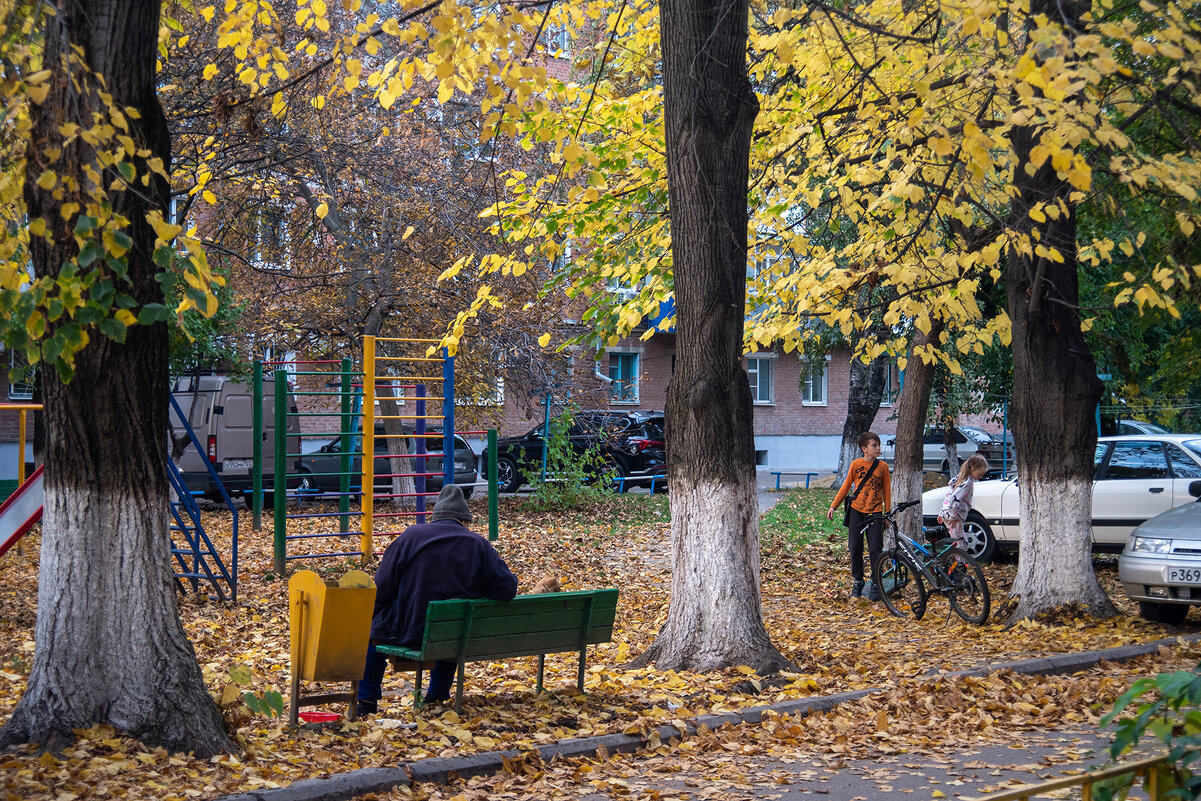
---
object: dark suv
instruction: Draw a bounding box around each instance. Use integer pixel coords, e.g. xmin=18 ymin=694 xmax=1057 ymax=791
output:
xmin=484 ymin=410 xmax=667 ymax=493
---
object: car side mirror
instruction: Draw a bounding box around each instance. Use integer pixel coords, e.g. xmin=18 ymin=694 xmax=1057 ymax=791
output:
xmin=1190 ymin=479 xmax=1201 ymax=499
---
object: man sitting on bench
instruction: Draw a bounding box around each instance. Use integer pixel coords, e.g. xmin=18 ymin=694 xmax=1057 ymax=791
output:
xmin=357 ymin=484 xmax=518 ymax=714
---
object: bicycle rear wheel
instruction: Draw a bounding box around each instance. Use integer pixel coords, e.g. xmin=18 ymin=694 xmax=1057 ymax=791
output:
xmin=875 ymin=549 xmax=928 ymax=620
xmin=940 ymin=548 xmax=991 ymax=624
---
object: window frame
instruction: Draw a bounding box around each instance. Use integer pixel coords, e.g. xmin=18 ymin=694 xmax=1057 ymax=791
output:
xmin=800 ymin=357 xmax=829 ymax=406
xmin=746 ymin=353 xmax=774 ymax=405
xmin=608 ymin=352 xmax=640 ymax=404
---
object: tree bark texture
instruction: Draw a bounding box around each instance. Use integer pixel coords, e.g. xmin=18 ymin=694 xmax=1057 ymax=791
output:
xmin=834 ymin=352 xmax=887 ymax=487
xmin=633 ymin=0 xmax=789 ymax=672
xmin=1004 ymin=0 xmax=1114 ymax=621
xmin=0 ymin=0 xmax=233 ymax=756
xmin=892 ymin=324 xmax=942 ymax=541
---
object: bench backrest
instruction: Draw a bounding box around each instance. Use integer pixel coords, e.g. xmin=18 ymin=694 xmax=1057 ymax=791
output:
xmin=417 ymin=589 xmax=618 ymax=662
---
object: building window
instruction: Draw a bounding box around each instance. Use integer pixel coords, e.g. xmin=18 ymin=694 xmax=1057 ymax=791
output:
xmin=801 ymin=359 xmax=827 ymax=406
xmin=544 ymin=24 xmax=571 ymax=57
xmin=749 ymin=250 xmax=784 ymax=281
xmin=456 ymin=377 xmax=505 ymax=407
xmin=881 ymin=361 xmax=899 ymax=406
xmin=8 ymin=351 xmax=34 ymax=400
xmin=747 ymin=356 xmax=773 ymax=404
xmin=608 ymin=353 xmax=639 ymax=403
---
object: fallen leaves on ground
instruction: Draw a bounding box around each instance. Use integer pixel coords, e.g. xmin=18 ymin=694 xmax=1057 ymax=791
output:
xmin=0 ymin=490 xmax=1196 ymax=801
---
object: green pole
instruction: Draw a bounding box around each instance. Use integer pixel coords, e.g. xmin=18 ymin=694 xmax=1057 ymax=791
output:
xmin=252 ymin=360 xmax=263 ymax=531
xmin=339 ymin=358 xmax=352 ymax=533
xmin=488 ymin=429 xmax=498 ymax=541
xmin=541 ymin=394 xmax=551 ymax=482
xmin=273 ymin=369 xmax=287 ymax=574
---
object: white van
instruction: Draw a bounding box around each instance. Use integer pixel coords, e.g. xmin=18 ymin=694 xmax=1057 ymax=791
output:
xmin=169 ymin=374 xmax=300 ymax=498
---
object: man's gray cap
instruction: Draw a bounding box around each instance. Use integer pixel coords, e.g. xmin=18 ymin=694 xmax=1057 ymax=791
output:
xmin=429 ymin=484 xmax=472 ymax=523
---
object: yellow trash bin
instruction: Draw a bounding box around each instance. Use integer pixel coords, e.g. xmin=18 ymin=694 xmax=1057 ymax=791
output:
xmin=288 ymin=569 xmax=376 ymax=724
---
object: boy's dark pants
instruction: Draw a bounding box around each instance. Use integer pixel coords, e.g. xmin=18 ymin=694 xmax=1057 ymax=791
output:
xmin=847 ymin=507 xmax=883 ymax=585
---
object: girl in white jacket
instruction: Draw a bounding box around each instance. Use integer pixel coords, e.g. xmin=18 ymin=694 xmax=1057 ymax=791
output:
xmin=939 ymin=454 xmax=991 ymax=548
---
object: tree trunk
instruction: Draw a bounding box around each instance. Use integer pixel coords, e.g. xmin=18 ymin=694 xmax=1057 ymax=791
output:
xmin=0 ymin=0 xmax=232 ymax=756
xmin=892 ymin=323 xmax=943 ymax=540
xmin=632 ymin=0 xmax=789 ymax=673
xmin=1004 ymin=0 xmax=1114 ymax=622
xmin=834 ymin=351 xmax=888 ymax=486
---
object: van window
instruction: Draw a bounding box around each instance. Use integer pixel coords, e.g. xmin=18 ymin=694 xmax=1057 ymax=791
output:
xmin=224 ymin=396 xmax=253 ymax=430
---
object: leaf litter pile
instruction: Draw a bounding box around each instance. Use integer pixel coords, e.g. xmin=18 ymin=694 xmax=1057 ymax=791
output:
xmin=1 ymin=488 xmax=1198 ymax=800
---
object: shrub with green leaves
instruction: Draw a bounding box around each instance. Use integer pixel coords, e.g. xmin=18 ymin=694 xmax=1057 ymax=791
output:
xmin=521 ymin=407 xmax=616 ymax=512
xmin=1098 ymin=663 xmax=1201 ymax=800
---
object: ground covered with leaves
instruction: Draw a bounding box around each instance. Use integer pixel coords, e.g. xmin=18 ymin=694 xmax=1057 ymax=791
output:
xmin=1 ymin=488 xmax=1198 ymax=800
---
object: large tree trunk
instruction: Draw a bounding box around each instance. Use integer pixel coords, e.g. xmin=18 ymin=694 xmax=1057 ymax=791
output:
xmin=892 ymin=323 xmax=943 ymax=540
xmin=1005 ymin=0 xmax=1114 ymax=622
xmin=0 ymin=0 xmax=233 ymax=756
xmin=632 ymin=0 xmax=789 ymax=673
xmin=834 ymin=350 xmax=888 ymax=486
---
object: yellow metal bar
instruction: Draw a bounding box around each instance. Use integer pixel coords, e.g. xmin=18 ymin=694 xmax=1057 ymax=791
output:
xmin=361 ymin=337 xmax=375 ymax=562
xmin=0 ymin=404 xmax=42 ymax=411
xmin=372 ymin=337 xmax=443 ymax=344
xmin=17 ymin=410 xmax=26 ymax=485
xmin=963 ymin=755 xmax=1170 ymax=801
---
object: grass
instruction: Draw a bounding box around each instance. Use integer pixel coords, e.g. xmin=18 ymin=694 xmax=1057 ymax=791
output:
xmin=760 ymin=487 xmax=845 ymax=551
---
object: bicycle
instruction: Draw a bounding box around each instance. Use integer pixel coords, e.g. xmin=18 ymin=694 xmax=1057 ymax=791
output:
xmin=863 ymin=499 xmax=991 ymax=624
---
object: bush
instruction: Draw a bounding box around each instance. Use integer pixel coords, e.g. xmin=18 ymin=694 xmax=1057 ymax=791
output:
xmin=1098 ymin=662 xmax=1201 ymax=800
xmin=521 ymin=407 xmax=616 ymax=512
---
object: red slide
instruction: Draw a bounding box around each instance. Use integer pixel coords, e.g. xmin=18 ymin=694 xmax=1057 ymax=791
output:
xmin=0 ymin=465 xmax=44 ymax=559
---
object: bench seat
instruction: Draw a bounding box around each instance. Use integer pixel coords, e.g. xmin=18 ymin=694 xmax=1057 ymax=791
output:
xmin=374 ymin=588 xmax=618 ymax=712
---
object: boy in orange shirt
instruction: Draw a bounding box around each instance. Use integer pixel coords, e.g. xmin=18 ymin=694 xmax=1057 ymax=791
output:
xmin=827 ymin=431 xmax=892 ymax=600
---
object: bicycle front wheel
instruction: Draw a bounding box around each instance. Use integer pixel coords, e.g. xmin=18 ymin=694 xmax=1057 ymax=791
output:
xmin=875 ymin=549 xmax=928 ymax=620
xmin=940 ymin=548 xmax=991 ymax=624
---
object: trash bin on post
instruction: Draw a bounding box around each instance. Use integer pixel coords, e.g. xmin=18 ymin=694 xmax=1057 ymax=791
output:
xmin=289 ymin=569 xmax=376 ymax=725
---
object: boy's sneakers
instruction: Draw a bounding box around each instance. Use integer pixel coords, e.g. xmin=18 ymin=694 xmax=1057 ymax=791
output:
xmin=864 ymin=579 xmax=882 ymax=602
xmin=850 ymin=580 xmax=865 ymax=598
xmin=356 ymin=699 xmax=377 ymax=716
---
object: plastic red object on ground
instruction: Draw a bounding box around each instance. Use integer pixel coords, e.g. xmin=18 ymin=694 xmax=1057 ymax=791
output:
xmin=297 ymin=711 xmax=340 ymax=723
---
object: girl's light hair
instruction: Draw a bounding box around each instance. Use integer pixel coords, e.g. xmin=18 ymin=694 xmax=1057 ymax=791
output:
xmin=957 ymin=453 xmax=990 ymax=483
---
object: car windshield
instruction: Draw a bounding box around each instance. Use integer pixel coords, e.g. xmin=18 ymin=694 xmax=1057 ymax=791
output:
xmin=960 ymin=427 xmax=993 ymax=443
xmin=1183 ymin=440 xmax=1201 ymax=460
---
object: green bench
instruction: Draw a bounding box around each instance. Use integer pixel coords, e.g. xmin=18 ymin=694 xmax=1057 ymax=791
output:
xmin=373 ymin=588 xmax=618 ymax=713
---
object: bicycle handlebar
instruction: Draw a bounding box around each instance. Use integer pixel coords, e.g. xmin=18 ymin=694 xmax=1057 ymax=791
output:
xmin=893 ymin=499 xmax=921 ymax=514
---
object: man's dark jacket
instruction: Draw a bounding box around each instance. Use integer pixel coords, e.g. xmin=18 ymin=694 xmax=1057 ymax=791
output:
xmin=370 ymin=518 xmax=518 ymax=646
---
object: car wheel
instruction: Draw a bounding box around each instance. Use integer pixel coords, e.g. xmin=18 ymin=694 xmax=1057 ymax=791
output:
xmin=296 ymin=469 xmax=316 ymax=496
xmin=496 ymin=456 xmax=522 ymax=493
xmin=962 ymin=512 xmax=997 ymax=562
xmin=1138 ymin=601 xmax=1189 ymax=625
xmin=941 ymin=459 xmax=952 ymax=477
xmin=604 ymin=457 xmax=628 ymax=491
xmin=461 ymin=486 xmax=473 ymax=500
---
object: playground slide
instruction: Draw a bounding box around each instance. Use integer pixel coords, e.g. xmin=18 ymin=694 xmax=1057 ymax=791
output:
xmin=0 ymin=465 xmax=43 ymax=559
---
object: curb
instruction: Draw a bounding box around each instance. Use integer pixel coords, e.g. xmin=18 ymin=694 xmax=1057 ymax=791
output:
xmin=217 ymin=633 xmax=1201 ymax=801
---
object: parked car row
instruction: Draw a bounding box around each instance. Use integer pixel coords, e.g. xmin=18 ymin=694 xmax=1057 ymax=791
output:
xmin=921 ymin=434 xmax=1201 ymax=560
xmin=297 ymin=427 xmax=478 ymax=498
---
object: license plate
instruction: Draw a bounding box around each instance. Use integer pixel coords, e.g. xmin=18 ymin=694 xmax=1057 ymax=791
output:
xmin=1168 ymin=567 xmax=1201 ymax=584
xmin=223 ymin=459 xmax=252 ymax=471
xmin=454 ymin=461 xmax=466 ymax=471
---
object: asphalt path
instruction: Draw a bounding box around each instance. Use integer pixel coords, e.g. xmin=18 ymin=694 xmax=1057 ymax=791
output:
xmin=558 ymin=728 xmax=1128 ymax=801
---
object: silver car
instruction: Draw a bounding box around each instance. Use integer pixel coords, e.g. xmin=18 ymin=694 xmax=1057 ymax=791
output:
xmin=1119 ymin=479 xmax=1201 ymax=625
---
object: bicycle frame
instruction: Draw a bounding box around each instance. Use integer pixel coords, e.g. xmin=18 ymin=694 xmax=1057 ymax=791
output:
xmin=861 ymin=504 xmax=959 ymax=593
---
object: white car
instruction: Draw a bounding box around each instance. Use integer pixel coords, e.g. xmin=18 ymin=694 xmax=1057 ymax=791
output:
xmin=922 ymin=435 xmax=1201 ymax=561
xmin=882 ymin=425 xmax=1015 ymax=475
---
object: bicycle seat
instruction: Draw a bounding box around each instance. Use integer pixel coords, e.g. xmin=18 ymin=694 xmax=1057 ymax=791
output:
xmin=923 ymin=524 xmax=949 ymax=543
